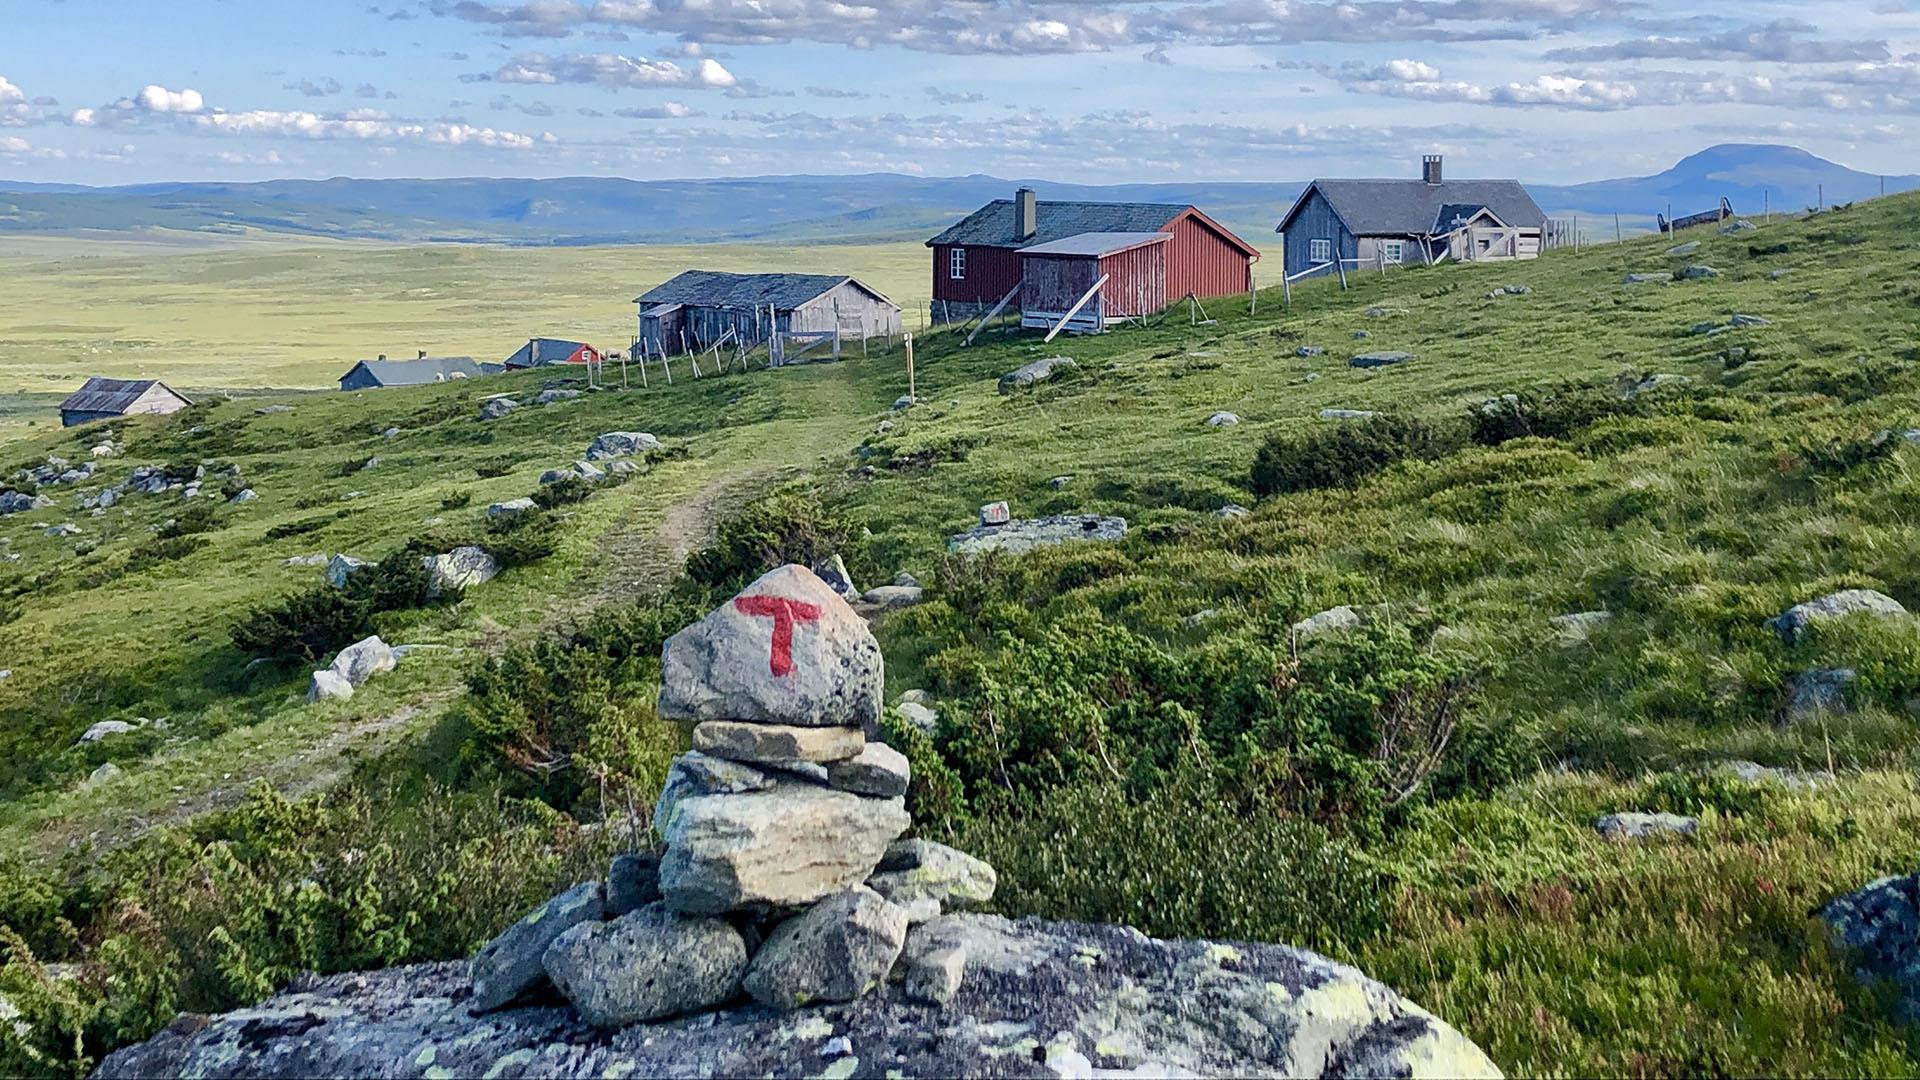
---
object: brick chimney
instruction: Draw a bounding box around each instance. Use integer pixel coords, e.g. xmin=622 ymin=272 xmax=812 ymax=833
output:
xmin=1422 ymin=154 xmax=1443 ymax=186
xmin=1016 ymin=187 xmax=1037 ymax=241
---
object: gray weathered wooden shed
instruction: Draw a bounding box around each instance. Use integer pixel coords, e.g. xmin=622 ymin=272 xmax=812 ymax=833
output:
xmin=59 ymin=377 xmax=193 ymax=427
xmin=338 ymin=356 xmax=502 ymax=391
xmin=633 ymin=271 xmax=901 ymax=358
xmin=1276 ymin=156 xmax=1548 ymax=280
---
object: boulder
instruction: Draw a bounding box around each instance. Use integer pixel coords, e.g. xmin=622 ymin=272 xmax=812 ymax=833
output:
xmin=1720 ymin=218 xmax=1758 ymax=233
xmin=607 ymin=853 xmax=663 ymax=918
xmin=307 ymin=670 xmax=354 ymax=703
xmin=858 ymin=584 xmax=924 ymax=611
xmin=656 ymin=786 xmax=910 ymax=914
xmin=542 ymin=904 xmax=747 ymax=1028
xmin=1350 ymin=352 xmax=1412 ymax=369
xmin=691 ymin=721 xmax=866 ymax=766
xmin=1 ymin=491 xmax=50 ymax=514
xmin=1818 ymin=872 xmax=1920 ymax=1020
xmin=998 ymin=356 xmax=1074 ymax=393
xmin=894 ymin=700 xmax=939 ymax=735
xmin=1678 ymin=265 xmax=1720 ymax=280
xmin=1768 ymin=589 xmax=1908 ymax=644
xmin=78 ymin=719 xmax=136 ymax=743
xmin=1665 ymin=241 xmax=1700 ymax=256
xmin=585 ymin=432 xmax=662 ymax=461
xmin=424 ymin=546 xmax=499 ymax=597
xmin=480 ymin=397 xmax=519 ymax=420
xmin=96 ymin=914 xmax=1500 ymax=1080
xmin=743 ymin=886 xmax=909 ymax=1010
xmin=891 ymin=395 xmax=915 ymax=411
xmin=325 ymin=554 xmax=366 ymax=589
xmin=1206 ymin=411 xmax=1240 ymax=427
xmin=1623 ymin=272 xmax=1673 ymax=285
xmin=535 ymin=389 xmax=583 ymax=406
xmin=87 ymin=762 xmax=122 ymax=786
xmin=329 ymin=635 xmax=395 ymax=687
xmin=1595 ymin=813 xmax=1697 ymax=840
xmin=487 ymin=497 xmax=538 ymax=520
xmin=1293 ymin=605 xmax=1360 ymax=638
xmin=1785 ymin=667 xmax=1856 ymax=721
xmin=658 ymin=565 xmax=884 ymax=730
xmin=948 ymin=514 xmax=1127 ymax=556
xmin=866 ymin=839 xmax=997 ymax=917
xmin=809 ymin=553 xmax=862 ymax=604
xmin=826 ymin=742 xmax=911 ymax=798
xmin=468 ymin=881 xmax=607 ymax=1013
xmin=905 ymin=944 xmax=967 ymax=1005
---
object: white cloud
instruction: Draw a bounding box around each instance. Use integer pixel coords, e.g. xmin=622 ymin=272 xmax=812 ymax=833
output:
xmin=0 ymin=76 xmax=24 ymax=105
xmin=1 ymin=135 xmax=31 ymax=152
xmin=491 ymin=51 xmax=741 ymax=91
xmin=614 ymin=101 xmax=703 ymax=118
xmin=135 ymin=85 xmax=205 ymax=114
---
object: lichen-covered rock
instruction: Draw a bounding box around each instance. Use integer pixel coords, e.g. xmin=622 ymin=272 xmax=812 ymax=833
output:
xmin=657 ymin=786 xmax=910 ymax=915
xmin=423 ymin=546 xmax=499 ymax=597
xmin=906 ymin=943 xmax=967 ymax=1005
xmin=1594 ymin=812 xmax=1698 ymax=840
xmin=1768 ymin=589 xmax=1908 ymax=644
xmin=825 ymin=742 xmax=911 ymax=798
xmin=329 ymin=635 xmax=395 ymax=687
xmin=542 ymin=904 xmax=747 ymax=1028
xmin=948 ymin=514 xmax=1128 ymax=556
xmin=742 ymin=886 xmax=909 ymax=1010
xmin=809 ymin=553 xmax=862 ymax=604
xmin=98 ymin=916 xmax=1500 ymax=1079
xmin=654 ymin=750 xmax=777 ymax=829
xmin=866 ymin=839 xmax=997 ymax=917
xmin=659 ymin=565 xmax=884 ymax=730
xmin=480 ymin=396 xmax=519 ymax=420
xmin=606 ymin=853 xmax=662 ymax=918
xmin=307 ymin=670 xmax=353 ymax=703
xmin=487 ymin=497 xmax=538 ymax=520
xmin=998 ymin=355 xmax=1075 ymax=393
xmin=468 ymin=881 xmax=606 ymax=1013
xmin=1786 ymin=667 xmax=1856 ymax=721
xmin=324 ymin=553 xmax=366 ymax=589
xmin=585 ymin=432 xmax=662 ymax=461
xmin=1293 ymin=605 xmax=1361 ymax=638
xmin=1819 ymin=871 xmax=1920 ymax=1020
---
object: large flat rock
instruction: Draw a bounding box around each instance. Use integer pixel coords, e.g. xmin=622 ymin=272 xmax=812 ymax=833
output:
xmin=656 ymin=785 xmax=910 ymax=914
xmin=98 ymin=915 xmax=1499 ymax=1079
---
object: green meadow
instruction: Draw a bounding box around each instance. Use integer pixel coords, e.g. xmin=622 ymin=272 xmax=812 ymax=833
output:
xmin=4 ymin=195 xmax=1920 ymax=1076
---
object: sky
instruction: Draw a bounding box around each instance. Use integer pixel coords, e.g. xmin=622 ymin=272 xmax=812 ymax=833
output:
xmin=2 ymin=0 xmax=1918 ymax=186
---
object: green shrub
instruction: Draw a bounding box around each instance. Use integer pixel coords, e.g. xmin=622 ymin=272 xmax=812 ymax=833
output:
xmin=1250 ymin=415 xmax=1463 ymax=496
xmin=1794 ymin=430 xmax=1903 ymax=476
xmin=440 ymin=491 xmax=473 ymax=510
xmin=228 ymin=549 xmax=441 ymax=662
xmin=1639 ymin=770 xmax=1777 ymax=818
xmin=1469 ymin=381 xmax=1648 ymax=446
xmin=473 ymin=456 xmax=517 ymax=479
xmin=531 ymin=475 xmax=595 ymax=509
xmin=683 ymin=489 xmax=852 ymax=599
xmin=155 ymin=502 xmax=219 ymax=539
xmin=483 ymin=512 xmax=561 ymax=568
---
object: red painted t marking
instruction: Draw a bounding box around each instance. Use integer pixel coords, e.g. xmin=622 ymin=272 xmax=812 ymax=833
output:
xmin=733 ymin=595 xmax=824 ymax=677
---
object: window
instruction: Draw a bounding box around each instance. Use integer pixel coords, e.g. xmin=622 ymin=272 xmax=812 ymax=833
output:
xmin=1308 ymin=238 xmax=1332 ymax=264
xmin=1380 ymin=240 xmax=1405 ymax=264
xmin=949 ymin=247 xmax=966 ymax=280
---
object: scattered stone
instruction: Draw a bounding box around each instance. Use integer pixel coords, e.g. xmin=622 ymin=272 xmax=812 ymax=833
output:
xmin=659 ymin=565 xmax=883 ymax=730
xmin=1319 ymin=408 xmax=1377 ymax=420
xmin=87 ymin=762 xmax=122 ymax=786
xmin=543 ymin=904 xmax=748 ymax=1028
xmin=691 ymin=721 xmax=866 ymax=766
xmin=480 ymin=397 xmax=519 ymax=420
xmin=1550 ymin=610 xmax=1613 ymax=642
xmin=875 ymin=420 xmax=894 ymax=434
xmin=1678 ymin=265 xmax=1720 ymax=280
xmin=891 ymin=395 xmax=915 ymax=411
xmin=1350 ymin=351 xmax=1412 ymax=369
xmin=255 ymin=404 xmax=294 ymax=415
xmin=1486 ymin=284 xmax=1532 ymax=298
xmin=742 ymin=886 xmax=909 ymax=1010
xmin=858 ymin=584 xmax=924 ymax=612
xmin=948 ymin=514 xmax=1127 ymax=556
xmin=1623 ymin=272 xmax=1673 ymax=285
xmin=893 ymin=572 xmax=922 ymax=589
xmin=867 ymin=839 xmax=997 ymax=917
xmin=1711 ymin=760 xmax=1830 ymax=789
xmin=998 ymin=356 xmax=1076 ymax=393
xmin=535 ymin=389 xmax=583 ymax=406
xmin=825 ymin=742 xmax=911 ymax=798
xmin=1729 ymin=313 xmax=1770 ymax=327
xmin=1214 ymin=504 xmax=1250 ymax=519
xmin=809 ymin=553 xmax=862 ymax=604
xmin=979 ymin=500 xmax=1010 ymax=526
xmin=468 ymin=881 xmax=607 ymax=1013
xmin=1818 ymin=872 xmax=1920 ymax=1021
xmin=906 ymin=945 xmax=967 ymax=1005
xmin=487 ymin=497 xmax=538 ymax=520
xmin=1624 ymin=373 xmax=1690 ymax=398
xmin=1595 ymin=813 xmax=1698 ymax=840
xmin=382 ymin=426 xmax=401 ymax=440
xmin=1364 ymin=306 xmax=1408 ymax=318
xmin=0 ymin=491 xmax=50 ymax=514
xmin=1768 ymin=589 xmax=1909 ymax=644
xmin=1296 ymin=346 xmax=1325 ymax=358
xmin=45 ymin=522 xmax=82 ymax=538
xmin=285 ymin=552 xmax=329 ymax=567
xmin=1048 ymin=475 xmax=1073 ymax=489
xmin=1351 ymin=329 xmax=1371 ymax=340
xmin=325 ymin=553 xmax=367 ymax=589
xmin=1665 ymin=241 xmax=1700 ymax=257
xmin=1293 ymin=605 xmax=1361 ymax=638
xmin=1205 ymin=411 xmax=1239 ymax=427
xmin=1689 ymin=321 xmax=1721 ymax=336
xmin=423 ymin=546 xmax=499 ymax=597
xmin=656 ymin=786 xmax=910 ymax=914
xmin=585 ymin=432 xmax=662 ymax=461
xmin=1769 ymin=268 xmax=1798 ymax=280
xmin=78 ymin=719 xmax=136 ymax=743
xmin=1786 ymin=667 xmax=1856 ymax=721
xmin=607 ymin=853 xmax=664 ymax=918
xmin=228 ymin=488 xmax=257 ymax=503
xmin=307 ymin=670 xmax=354 ymax=703
xmin=894 ymin=700 xmax=939 ymax=735
xmin=1720 ymin=218 xmax=1758 ymax=234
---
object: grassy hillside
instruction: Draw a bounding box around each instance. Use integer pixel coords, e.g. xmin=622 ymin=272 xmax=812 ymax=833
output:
xmin=4 ymin=195 xmax=1920 ymax=1076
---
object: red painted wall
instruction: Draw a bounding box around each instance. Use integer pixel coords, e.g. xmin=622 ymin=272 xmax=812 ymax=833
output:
xmin=1097 ymin=244 xmax=1168 ymax=317
xmin=1161 ymin=211 xmax=1256 ymax=301
xmin=931 ymin=244 xmax=1023 ymax=304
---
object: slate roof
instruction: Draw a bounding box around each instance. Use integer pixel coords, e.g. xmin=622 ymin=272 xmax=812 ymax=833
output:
xmin=635 ymin=271 xmax=893 ymax=310
xmin=60 ymin=377 xmax=190 ymax=414
xmin=1018 ymin=231 xmax=1172 ymax=258
xmin=505 ymin=338 xmax=590 ymax=367
xmin=1279 ymin=180 xmax=1546 ymax=236
xmin=342 ymin=357 xmax=497 ymax=387
xmin=927 ymin=200 xmax=1190 ymax=249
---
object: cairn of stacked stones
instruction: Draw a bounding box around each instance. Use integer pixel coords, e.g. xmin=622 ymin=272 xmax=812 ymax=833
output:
xmin=467 ymin=564 xmax=997 ymax=1028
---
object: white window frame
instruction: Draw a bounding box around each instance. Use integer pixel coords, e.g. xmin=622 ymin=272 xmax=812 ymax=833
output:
xmin=949 ymin=247 xmax=966 ymax=280
xmin=1380 ymin=240 xmax=1405 ymax=265
xmin=1308 ymin=237 xmax=1332 ymax=264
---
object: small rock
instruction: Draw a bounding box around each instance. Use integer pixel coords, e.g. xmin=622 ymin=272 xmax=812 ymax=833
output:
xmin=894 ymin=700 xmax=939 ymax=735
xmin=1595 ymin=813 xmax=1698 ymax=840
xmin=45 ymin=523 xmax=82 ymax=538
xmin=1048 ymin=475 xmax=1074 ymax=489
xmin=382 ymin=426 xmax=401 ymax=440
xmin=329 ymin=635 xmax=395 ymax=686
xmin=655 ymin=751 xmax=777 ymax=828
xmin=480 ymin=397 xmax=520 ymax=420
xmin=948 ymin=515 xmax=1127 ymax=556
xmin=1818 ymin=872 xmax=1920 ymax=1020
xmin=79 ymin=719 xmax=136 ymax=743
xmin=866 ymin=839 xmax=998 ymax=916
xmin=1720 ymin=218 xmax=1757 ymax=233
xmin=906 ymin=945 xmax=967 ymax=1005
xmin=810 ymin=553 xmax=862 ymax=604
xmin=1296 ymin=346 xmax=1325 ymax=358
xmin=826 ymin=742 xmax=911 ymax=798
xmin=585 ymin=432 xmax=662 ymax=461
xmin=229 ymin=488 xmax=258 ymax=503
xmin=87 ymin=762 xmax=122 ymax=786
xmin=1213 ymin=504 xmax=1250 ymax=519
xmin=1351 ymin=329 xmax=1371 ymax=340
xmin=1364 ymin=306 xmax=1407 ymax=318
xmin=423 ymin=546 xmax=499 ymax=597
xmin=535 ymin=389 xmax=583 ymax=406
xmin=1678 ymin=265 xmax=1720 ymax=280
xmin=1689 ymin=321 xmax=1721 ymax=336
xmin=1550 ymin=610 xmax=1613 ymax=642
xmin=1623 ymin=272 xmax=1673 ymax=285
xmin=859 ymin=585 xmax=924 ymax=612
xmin=998 ymin=356 xmax=1075 ymax=393
xmin=1319 ymin=408 xmax=1377 ymax=420
xmin=487 ymin=497 xmax=538 ymax=520
xmin=325 ymin=554 xmax=367 ymax=589
xmin=658 ymin=787 xmax=909 ymax=914
xmin=1665 ymin=241 xmax=1700 ymax=257
xmin=892 ymin=571 xmax=922 ymax=589
xmin=691 ymin=722 xmax=866 ymax=766
xmin=1205 ymin=411 xmax=1239 ymax=427
xmin=255 ymin=404 xmax=294 ymax=414
xmin=469 ymin=881 xmax=607 ymax=1013
xmin=285 ymin=553 xmax=329 ymax=567
xmin=308 ymin=670 xmax=354 ymax=703
xmin=1624 ymin=374 xmax=1690 ymax=398
xmin=1786 ymin=668 xmax=1856 ymax=721
xmin=742 ymin=886 xmax=908 ymax=1010
xmin=1184 ymin=609 xmax=1220 ymax=628
xmin=1350 ymin=352 xmax=1412 ymax=369
xmin=1769 ymin=589 xmax=1909 ymax=644
xmin=543 ymin=904 xmax=747 ymax=1028
xmin=607 ymin=853 xmax=664 ymax=918
xmin=1769 ymin=268 xmax=1797 ymax=280
xmin=1293 ymin=605 xmax=1360 ymax=638
xmin=979 ymin=501 xmax=1011 ymax=526
xmin=891 ymin=395 xmax=915 ymax=411
xmin=1729 ymin=313 xmax=1770 ymax=327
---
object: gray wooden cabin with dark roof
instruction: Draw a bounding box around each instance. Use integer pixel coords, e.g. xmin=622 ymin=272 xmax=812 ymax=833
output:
xmin=633 ymin=271 xmax=902 ymax=358
xmin=59 ymin=377 xmax=193 ymax=427
xmin=1276 ymin=156 xmax=1549 ymax=280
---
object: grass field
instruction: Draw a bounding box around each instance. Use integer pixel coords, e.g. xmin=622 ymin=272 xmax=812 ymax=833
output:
xmin=0 ymin=231 xmax=931 ymax=417
xmin=4 ymin=196 xmax=1920 ymax=1076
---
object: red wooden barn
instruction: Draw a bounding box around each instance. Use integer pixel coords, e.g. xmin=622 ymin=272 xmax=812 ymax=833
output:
xmin=925 ymin=188 xmax=1260 ymax=331
xmin=503 ymin=337 xmax=602 ymax=369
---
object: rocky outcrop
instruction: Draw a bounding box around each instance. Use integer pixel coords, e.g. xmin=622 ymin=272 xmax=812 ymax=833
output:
xmin=949 ymin=514 xmax=1128 ymax=556
xmin=998 ymin=355 xmax=1075 ymax=392
xmin=585 ymin=432 xmax=662 ymax=461
xmin=1768 ymin=589 xmax=1908 ymax=644
xmin=1819 ymin=871 xmax=1920 ymax=1021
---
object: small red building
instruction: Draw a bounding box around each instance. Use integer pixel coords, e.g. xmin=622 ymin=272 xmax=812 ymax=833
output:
xmin=503 ymin=337 xmax=602 ymax=369
xmin=925 ymin=188 xmax=1260 ymax=328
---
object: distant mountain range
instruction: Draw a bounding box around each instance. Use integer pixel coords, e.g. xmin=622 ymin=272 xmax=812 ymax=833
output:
xmin=0 ymin=144 xmax=1913 ymax=247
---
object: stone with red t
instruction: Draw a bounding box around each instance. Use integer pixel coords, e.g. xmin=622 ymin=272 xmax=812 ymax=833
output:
xmin=658 ymin=564 xmax=884 ymax=729
xmin=979 ymin=501 xmax=1011 ymax=526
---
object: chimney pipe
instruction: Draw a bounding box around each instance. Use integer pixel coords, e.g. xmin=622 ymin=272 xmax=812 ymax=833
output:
xmin=377 ymin=353 xmax=386 ymax=361
xmin=417 ymin=349 xmax=428 ymax=360
xmin=1422 ymin=154 xmax=1443 ymax=186
xmin=1016 ymin=187 xmax=1037 ymax=241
